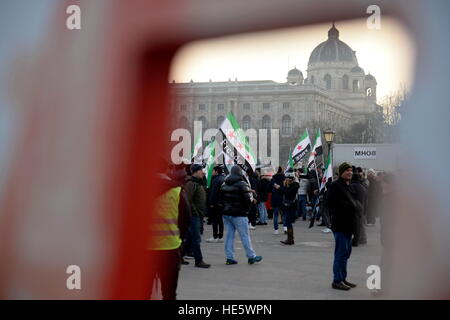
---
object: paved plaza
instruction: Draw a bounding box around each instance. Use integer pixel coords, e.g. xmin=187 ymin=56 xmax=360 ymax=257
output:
xmin=177 ymin=219 xmax=382 ymax=300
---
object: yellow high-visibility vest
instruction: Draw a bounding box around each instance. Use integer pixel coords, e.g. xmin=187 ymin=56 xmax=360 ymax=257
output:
xmin=149 ymin=187 xmax=182 ymax=250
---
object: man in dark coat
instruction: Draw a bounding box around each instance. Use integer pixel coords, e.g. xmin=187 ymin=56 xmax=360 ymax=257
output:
xmin=270 ymin=167 xmax=286 ymax=234
xmin=206 ymin=165 xmax=226 ymax=242
xmin=350 ymin=172 xmax=368 ymax=246
xmin=326 ymin=162 xmax=360 ymax=291
xmin=219 ymin=166 xmax=263 ymax=265
xmin=184 ymin=164 xmax=211 ymax=268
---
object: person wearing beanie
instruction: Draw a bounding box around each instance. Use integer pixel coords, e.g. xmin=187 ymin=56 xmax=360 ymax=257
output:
xmin=183 ymin=164 xmax=210 ymax=268
xmin=326 ymin=161 xmax=361 ymax=290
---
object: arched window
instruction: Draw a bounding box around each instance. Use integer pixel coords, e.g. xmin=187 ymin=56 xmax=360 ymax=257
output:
xmin=366 ymin=87 xmax=373 ymax=97
xmin=198 ymin=116 xmax=207 ymax=129
xmin=217 ymin=116 xmax=225 ymax=127
xmin=310 ymin=75 xmax=315 ymax=84
xmin=262 ymin=115 xmax=271 ymax=129
xmin=342 ymin=74 xmax=349 ymax=90
xmin=352 ymin=80 xmax=360 ymax=92
xmin=242 ymin=115 xmax=251 ymax=130
xmin=282 ymin=115 xmax=292 ymax=135
xmin=324 ymin=74 xmax=332 ymax=89
xmin=178 ymin=116 xmax=188 ymax=129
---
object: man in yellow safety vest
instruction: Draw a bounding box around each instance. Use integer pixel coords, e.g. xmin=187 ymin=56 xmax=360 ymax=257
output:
xmin=148 ymin=163 xmax=190 ymax=300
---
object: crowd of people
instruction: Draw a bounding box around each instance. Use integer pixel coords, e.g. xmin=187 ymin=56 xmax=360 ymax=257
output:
xmin=149 ymin=159 xmax=388 ymax=299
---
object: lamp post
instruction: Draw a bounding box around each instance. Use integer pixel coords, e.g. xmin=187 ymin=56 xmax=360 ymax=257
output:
xmin=324 ymin=129 xmax=335 ymax=175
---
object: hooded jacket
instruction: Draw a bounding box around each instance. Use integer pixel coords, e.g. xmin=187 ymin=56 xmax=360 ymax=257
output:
xmin=219 ymin=166 xmax=253 ymax=217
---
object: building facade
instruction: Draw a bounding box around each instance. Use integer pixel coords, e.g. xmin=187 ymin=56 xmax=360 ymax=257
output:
xmin=170 ymin=23 xmax=381 ymax=164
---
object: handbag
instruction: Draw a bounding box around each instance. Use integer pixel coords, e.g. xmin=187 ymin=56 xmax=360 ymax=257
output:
xmin=282 ymin=196 xmax=295 ymax=207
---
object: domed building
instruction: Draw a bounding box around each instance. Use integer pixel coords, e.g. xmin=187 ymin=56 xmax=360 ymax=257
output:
xmin=170 ymin=23 xmax=381 ymax=165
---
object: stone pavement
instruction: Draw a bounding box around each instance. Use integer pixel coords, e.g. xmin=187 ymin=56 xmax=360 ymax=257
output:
xmin=177 ymin=218 xmax=382 ymax=300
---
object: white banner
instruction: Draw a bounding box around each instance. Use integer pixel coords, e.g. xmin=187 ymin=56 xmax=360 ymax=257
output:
xmin=354 ymin=147 xmax=377 ymax=159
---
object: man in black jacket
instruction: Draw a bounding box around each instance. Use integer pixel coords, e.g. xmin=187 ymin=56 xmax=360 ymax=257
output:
xmin=206 ymin=166 xmax=225 ymax=242
xmin=326 ymin=162 xmax=360 ymax=291
xmin=220 ymin=166 xmax=263 ymax=265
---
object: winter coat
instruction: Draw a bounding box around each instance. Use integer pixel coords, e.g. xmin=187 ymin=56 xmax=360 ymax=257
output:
xmin=258 ymin=177 xmax=271 ymax=203
xmin=351 ymin=180 xmax=367 ymax=217
xmin=184 ymin=175 xmax=207 ymax=217
xmin=220 ymin=167 xmax=253 ymax=217
xmin=281 ymin=181 xmax=300 ymax=209
xmin=307 ymin=172 xmax=319 ymax=199
xmin=208 ymin=173 xmax=225 ymax=208
xmin=249 ymin=172 xmax=260 ymax=201
xmin=326 ymin=178 xmax=360 ymax=235
xmin=270 ymin=173 xmax=286 ymax=208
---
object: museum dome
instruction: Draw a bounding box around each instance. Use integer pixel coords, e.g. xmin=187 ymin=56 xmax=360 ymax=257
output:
xmin=308 ymin=23 xmax=358 ymax=66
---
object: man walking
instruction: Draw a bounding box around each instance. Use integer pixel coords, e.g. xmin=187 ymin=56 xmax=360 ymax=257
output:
xmin=220 ymin=166 xmax=263 ymax=265
xmin=327 ymin=162 xmax=360 ymax=290
xmin=184 ymin=164 xmax=211 ymax=268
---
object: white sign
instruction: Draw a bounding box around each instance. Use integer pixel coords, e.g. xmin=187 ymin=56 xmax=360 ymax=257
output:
xmin=354 ymin=147 xmax=376 ymax=159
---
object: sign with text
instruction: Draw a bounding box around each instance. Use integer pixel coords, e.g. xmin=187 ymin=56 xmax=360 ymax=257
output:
xmin=354 ymin=147 xmax=377 ymax=159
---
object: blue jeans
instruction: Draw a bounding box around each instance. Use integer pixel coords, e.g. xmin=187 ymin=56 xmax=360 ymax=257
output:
xmin=297 ymin=194 xmax=307 ymax=218
xmin=332 ymin=232 xmax=353 ymax=283
xmin=257 ymin=202 xmax=268 ymax=224
xmin=223 ymin=215 xmax=257 ymax=260
xmin=186 ymin=215 xmax=203 ymax=264
xmin=273 ymin=207 xmax=285 ymax=230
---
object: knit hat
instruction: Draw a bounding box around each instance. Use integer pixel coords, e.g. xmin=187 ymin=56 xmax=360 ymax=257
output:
xmin=338 ymin=162 xmax=352 ymax=176
xmin=190 ymin=164 xmax=203 ymax=174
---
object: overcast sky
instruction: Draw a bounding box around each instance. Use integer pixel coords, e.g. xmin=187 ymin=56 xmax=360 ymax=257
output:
xmin=171 ymin=17 xmax=416 ymax=103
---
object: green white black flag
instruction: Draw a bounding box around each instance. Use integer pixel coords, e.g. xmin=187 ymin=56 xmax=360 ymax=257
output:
xmin=292 ymin=129 xmax=311 ymax=165
xmin=308 ymin=128 xmax=323 ymax=170
xmin=204 ymin=140 xmax=217 ymax=188
xmin=320 ymin=152 xmax=333 ymax=191
xmin=218 ymin=112 xmax=256 ymax=175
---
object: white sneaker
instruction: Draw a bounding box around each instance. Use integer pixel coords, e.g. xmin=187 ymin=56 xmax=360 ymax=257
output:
xmin=283 ymin=226 xmax=287 ymax=232
xmin=273 ymin=229 xmax=279 ymax=235
xmin=206 ymin=237 xmax=218 ymax=243
xmin=249 ymin=225 xmax=256 ymax=230
xmin=216 ymin=238 xmax=224 ymax=243
xmin=321 ymin=228 xmax=332 ymax=233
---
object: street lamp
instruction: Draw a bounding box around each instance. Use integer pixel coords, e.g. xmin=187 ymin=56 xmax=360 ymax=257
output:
xmin=323 ymin=130 xmax=335 ymax=145
xmin=323 ymin=129 xmax=335 ymax=176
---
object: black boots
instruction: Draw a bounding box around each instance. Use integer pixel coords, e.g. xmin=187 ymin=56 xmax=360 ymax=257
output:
xmin=280 ymin=227 xmax=294 ymax=245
